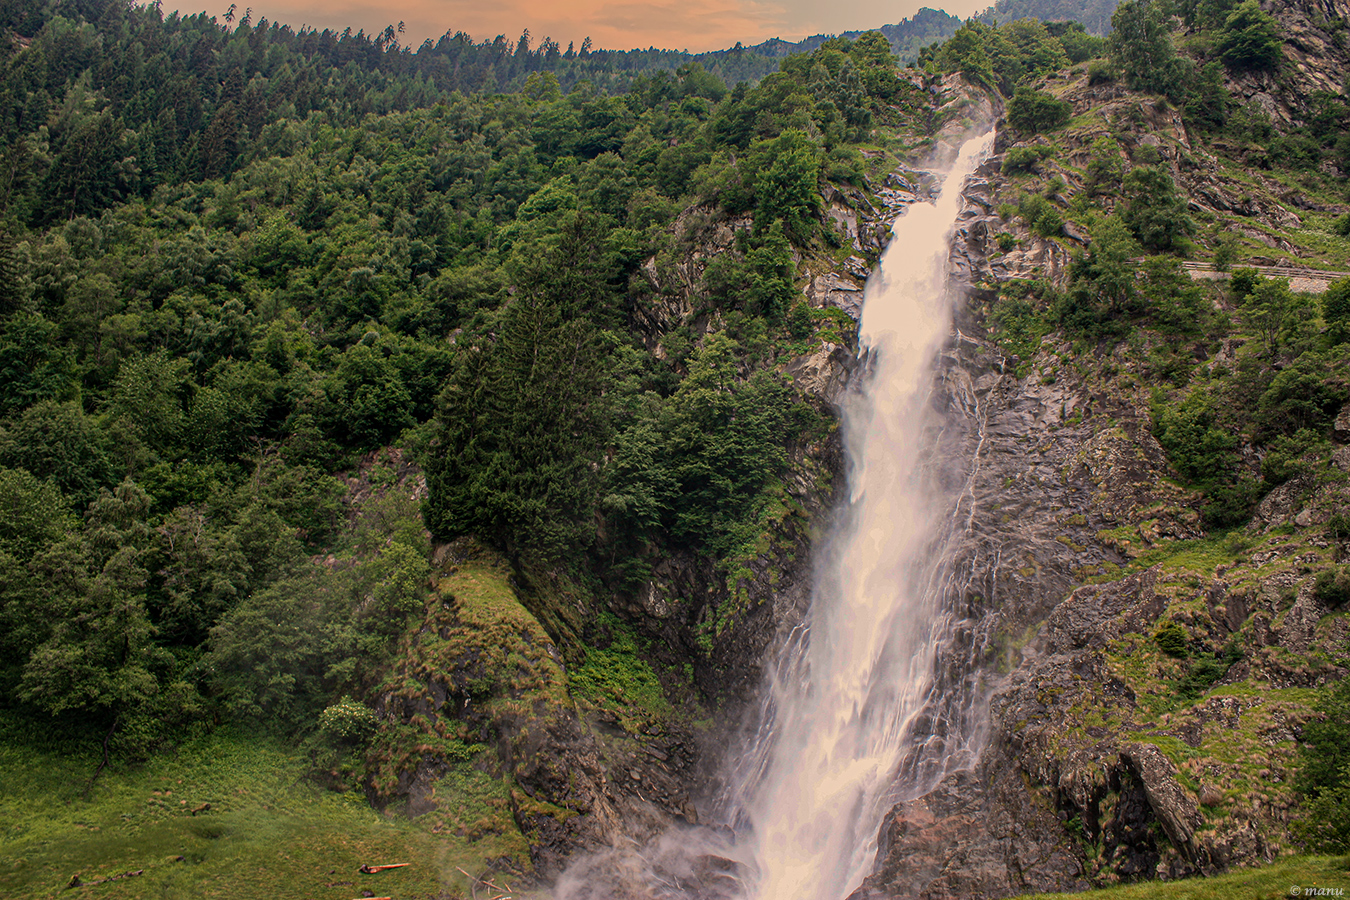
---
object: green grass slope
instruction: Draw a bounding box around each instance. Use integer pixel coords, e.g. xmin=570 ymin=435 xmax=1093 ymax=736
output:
xmin=0 ymin=724 xmax=513 ymax=899
xmin=1012 ymin=855 xmax=1350 ymax=900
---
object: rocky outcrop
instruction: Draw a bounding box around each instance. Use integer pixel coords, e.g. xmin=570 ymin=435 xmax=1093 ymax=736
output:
xmin=1227 ymin=0 xmax=1350 ymax=136
xmin=851 ymin=766 xmax=1088 ymax=900
xmin=1122 ymin=743 xmax=1203 ymax=851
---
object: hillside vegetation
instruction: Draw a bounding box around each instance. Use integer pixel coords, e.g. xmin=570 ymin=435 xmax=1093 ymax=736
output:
xmin=2 ymin=0 xmax=1350 ymax=895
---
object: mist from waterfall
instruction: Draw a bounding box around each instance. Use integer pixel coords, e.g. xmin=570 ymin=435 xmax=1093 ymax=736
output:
xmin=722 ymin=130 xmax=996 ymax=900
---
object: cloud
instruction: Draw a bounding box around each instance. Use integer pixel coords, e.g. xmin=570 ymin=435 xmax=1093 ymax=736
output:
xmin=560 ymin=0 xmax=790 ymax=50
xmin=229 ymin=0 xmax=978 ymax=53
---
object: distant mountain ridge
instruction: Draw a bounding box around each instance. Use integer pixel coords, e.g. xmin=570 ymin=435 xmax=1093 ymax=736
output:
xmin=692 ymin=0 xmax=1118 ymax=70
xmin=722 ymin=7 xmax=964 ymax=62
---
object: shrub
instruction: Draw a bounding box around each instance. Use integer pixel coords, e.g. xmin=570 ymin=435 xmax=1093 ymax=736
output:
xmin=1217 ymin=0 xmax=1283 ymax=71
xmin=318 ymin=696 xmax=379 ymax=744
xmin=988 ymin=292 xmax=1047 ymax=369
xmin=1002 ymin=145 xmax=1052 ymax=175
xmin=1109 ymin=0 xmax=1188 ymax=102
xmin=1269 ymin=132 xmax=1322 ymax=171
xmin=1175 ymin=643 xmax=1241 ymax=703
xmin=1155 ymin=620 xmax=1189 ymax=657
xmin=1056 ymin=215 xmax=1142 ymax=340
xmin=1121 ymin=165 xmax=1193 ymax=252
xmin=207 ymin=571 xmax=356 ymax=731
xmin=1007 ymin=86 xmax=1073 ymax=133
xmin=1328 ymin=513 xmax=1350 ymax=542
xmin=1085 ymin=137 xmax=1125 ymax=196
xmin=1313 ymin=567 xmax=1350 ymax=607
xmin=751 ymin=129 xmax=821 ymax=239
xmin=1255 ymin=349 xmax=1350 ymax=436
xmin=1293 ymin=675 xmax=1350 ymax=853
xmin=1052 ymin=21 xmax=1105 ymax=63
xmin=1086 ymin=60 xmax=1115 ymax=84
xmin=1322 ymin=276 xmax=1350 ymax=345
xmin=1212 ymin=234 xmax=1238 ymax=272
xmin=786 ymin=301 xmax=813 ymax=340
xmin=1229 ymin=267 xmax=1261 ymax=303
xmin=1202 ymin=476 xmax=1264 ymax=529
xmin=1152 ymin=393 xmax=1238 ymax=484
xmin=1019 ymin=194 xmax=1063 ymax=238
xmin=1034 ymin=206 xmax=1064 ymax=238
xmin=1295 ymin=776 xmax=1350 ymax=853
xmin=1185 ymin=61 xmax=1230 ymax=131
xmin=1131 ymin=143 xmax=1163 ymax=165
xmin=1261 ymin=428 xmax=1329 ymax=485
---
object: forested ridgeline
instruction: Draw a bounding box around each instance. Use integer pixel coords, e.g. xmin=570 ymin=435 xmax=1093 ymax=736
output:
xmin=0 ymin=0 xmax=975 ymax=215
xmin=0 ymin=0 xmax=1123 ymax=769
xmin=730 ymin=7 xmax=963 ymax=60
xmin=0 ymin=0 xmax=791 ymax=129
xmin=0 ymin=0 xmax=959 ymax=763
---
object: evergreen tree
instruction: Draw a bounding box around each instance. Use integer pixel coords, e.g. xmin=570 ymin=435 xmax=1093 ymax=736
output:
xmin=424 ymin=214 xmax=619 ymax=559
xmin=1120 ymin=165 xmax=1194 ymax=252
xmin=1217 ymin=0 xmax=1283 ymax=71
xmin=1108 ymin=0 xmax=1187 ymax=102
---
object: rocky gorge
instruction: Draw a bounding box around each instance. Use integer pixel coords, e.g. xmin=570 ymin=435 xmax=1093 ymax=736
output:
xmin=362 ymin=43 xmax=1350 ymax=900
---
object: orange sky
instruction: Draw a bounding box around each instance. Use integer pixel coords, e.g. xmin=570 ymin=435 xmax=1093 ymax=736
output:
xmin=202 ymin=0 xmax=988 ymax=54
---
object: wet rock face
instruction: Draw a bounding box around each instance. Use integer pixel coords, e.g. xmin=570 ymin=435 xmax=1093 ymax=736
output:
xmin=862 ymin=414 xmax=1348 ymax=895
xmin=852 ymin=296 xmax=1195 ymax=896
xmin=850 ymin=765 xmax=1088 ymax=900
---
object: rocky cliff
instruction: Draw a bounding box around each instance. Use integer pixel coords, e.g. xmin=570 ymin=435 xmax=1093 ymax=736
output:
xmin=1228 ymin=0 xmax=1350 ymax=130
xmin=851 ymin=58 xmax=1350 ymax=899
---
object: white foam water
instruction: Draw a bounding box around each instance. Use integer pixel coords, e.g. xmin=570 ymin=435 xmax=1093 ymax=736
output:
xmin=722 ymin=130 xmax=996 ymax=900
xmin=551 ymin=130 xmax=996 ymax=900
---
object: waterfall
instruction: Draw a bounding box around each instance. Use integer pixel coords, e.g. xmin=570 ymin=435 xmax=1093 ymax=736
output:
xmin=551 ymin=130 xmax=996 ymax=900
xmin=721 ymin=129 xmax=996 ymax=900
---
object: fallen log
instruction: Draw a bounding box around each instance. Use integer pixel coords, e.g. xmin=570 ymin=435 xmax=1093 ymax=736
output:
xmin=66 ymin=869 xmax=145 ymax=889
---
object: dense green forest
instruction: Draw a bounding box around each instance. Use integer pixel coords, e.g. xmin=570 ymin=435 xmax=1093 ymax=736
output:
xmin=0 ymin=0 xmax=963 ymax=758
xmin=3 ymin=0 xmax=1350 ymax=892
xmin=0 ymin=0 xmax=1340 ymax=752
xmin=0 ymin=0 xmax=1125 ymax=796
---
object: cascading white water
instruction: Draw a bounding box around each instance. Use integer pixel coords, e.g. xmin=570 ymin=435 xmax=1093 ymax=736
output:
xmin=550 ymin=131 xmax=996 ymax=900
xmin=725 ymin=130 xmax=996 ymax=900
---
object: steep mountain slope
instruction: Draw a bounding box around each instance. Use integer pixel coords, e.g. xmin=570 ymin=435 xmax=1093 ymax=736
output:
xmin=850 ymin=21 xmax=1350 ymax=895
xmin=2 ymin=0 xmax=1350 ymax=896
